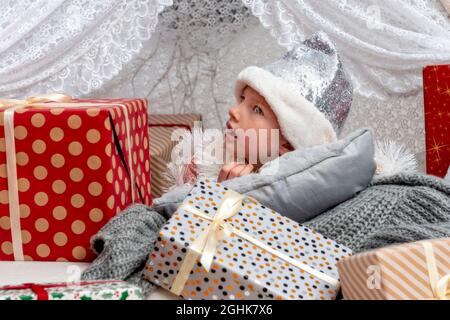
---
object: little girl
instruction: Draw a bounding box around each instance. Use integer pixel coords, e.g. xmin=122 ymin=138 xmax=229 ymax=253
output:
xmin=165 ymin=31 xmax=352 ymax=192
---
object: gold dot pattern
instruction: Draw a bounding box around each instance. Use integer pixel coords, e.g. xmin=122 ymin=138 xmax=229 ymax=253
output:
xmin=71 ymin=220 xmax=86 ymax=235
xmin=17 ymin=178 xmax=30 ymax=192
xmin=86 ymin=108 xmax=100 ymax=117
xmin=68 ymin=115 xmax=82 ymax=129
xmin=144 ymin=179 xmax=352 ymax=300
xmin=0 ymin=99 xmax=152 ymax=261
xmin=68 ymin=141 xmax=82 ymax=156
xmin=51 ymin=153 xmax=65 ymax=168
xmin=17 ymin=152 xmax=29 ymax=166
xmin=88 ymin=182 xmax=102 ymax=196
xmin=0 ymin=164 xmax=6 ymax=178
xmin=0 ymin=216 xmax=10 ymax=230
xmin=1 ymin=241 xmax=13 ymax=255
xmin=20 ymin=204 xmax=30 ymax=218
xmin=50 ymin=127 xmax=64 ymax=142
xmin=52 ymin=180 xmax=67 ymax=194
xmin=34 ymin=192 xmax=49 ymax=206
xmin=71 ymin=194 xmax=85 ymax=209
xmin=72 ymin=246 xmax=87 ymax=260
xmin=89 ymin=208 xmax=103 ymax=223
xmin=21 ymin=230 xmax=31 ymax=244
xmin=69 ymin=168 xmax=84 ymax=182
xmin=31 ymin=113 xmax=46 ymax=128
xmin=32 ymin=139 xmax=46 ymax=154
xmin=86 ymin=129 xmax=100 ymax=144
xmin=14 ymin=126 xmax=27 ymax=140
xmin=35 ymin=218 xmax=49 ymax=232
xmin=34 ymin=165 xmax=48 ymax=180
xmin=0 ymin=190 xmax=8 ymax=204
xmin=87 ymin=155 xmax=101 ymax=170
xmin=53 ymin=232 xmax=68 ymax=246
xmin=36 ymin=244 xmax=50 ymax=258
xmin=49 ymin=108 xmax=64 ymax=115
xmin=52 ymin=206 xmax=67 ymax=220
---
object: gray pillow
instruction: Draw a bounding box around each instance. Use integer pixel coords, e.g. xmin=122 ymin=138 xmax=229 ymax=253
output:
xmin=153 ymin=128 xmax=376 ymax=223
xmin=222 ymin=128 xmax=376 ymax=223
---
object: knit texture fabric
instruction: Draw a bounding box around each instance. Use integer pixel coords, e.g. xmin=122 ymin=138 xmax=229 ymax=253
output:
xmin=80 ymin=204 xmax=167 ymax=295
xmin=305 ymin=173 xmax=450 ymax=253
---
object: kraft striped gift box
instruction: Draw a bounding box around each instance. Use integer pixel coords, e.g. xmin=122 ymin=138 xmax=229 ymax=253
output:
xmin=148 ymin=114 xmax=202 ymax=199
xmin=337 ymin=238 xmax=450 ymax=300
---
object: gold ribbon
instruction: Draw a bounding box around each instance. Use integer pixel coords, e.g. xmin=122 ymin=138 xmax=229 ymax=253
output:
xmin=170 ymin=189 xmax=340 ymax=296
xmin=0 ymin=94 xmax=136 ymax=261
xmin=422 ymin=241 xmax=450 ymax=300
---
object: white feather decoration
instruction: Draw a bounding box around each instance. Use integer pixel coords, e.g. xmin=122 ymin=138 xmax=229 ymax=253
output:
xmin=163 ymin=127 xmax=225 ymax=193
xmin=374 ymin=139 xmax=418 ymax=176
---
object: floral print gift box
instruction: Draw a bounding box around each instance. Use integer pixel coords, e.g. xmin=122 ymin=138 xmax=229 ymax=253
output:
xmin=144 ymin=178 xmax=352 ymax=300
xmin=0 ymin=281 xmax=144 ymax=300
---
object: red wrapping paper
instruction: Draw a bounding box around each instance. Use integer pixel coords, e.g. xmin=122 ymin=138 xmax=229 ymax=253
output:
xmin=423 ymin=65 xmax=450 ymax=178
xmin=0 ymin=98 xmax=152 ymax=261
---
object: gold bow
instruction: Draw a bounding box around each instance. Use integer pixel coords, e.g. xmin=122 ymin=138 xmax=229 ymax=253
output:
xmin=169 ymin=189 xmax=340 ymax=296
xmin=423 ymin=241 xmax=450 ymax=300
xmin=1 ymin=93 xmax=136 ymax=261
xmin=0 ymin=93 xmax=73 ymax=108
xmin=188 ymin=189 xmax=243 ymax=272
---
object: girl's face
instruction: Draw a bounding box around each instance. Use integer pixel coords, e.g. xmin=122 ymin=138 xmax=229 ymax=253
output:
xmin=225 ymin=85 xmax=292 ymax=166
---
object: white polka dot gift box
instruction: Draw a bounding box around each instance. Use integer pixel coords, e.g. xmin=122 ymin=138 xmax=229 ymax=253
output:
xmin=144 ymin=178 xmax=352 ymax=300
xmin=0 ymin=280 xmax=144 ymax=300
xmin=0 ymin=94 xmax=152 ymax=262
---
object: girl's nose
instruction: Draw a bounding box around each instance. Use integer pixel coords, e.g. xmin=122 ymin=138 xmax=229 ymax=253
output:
xmin=228 ymin=105 xmax=240 ymax=122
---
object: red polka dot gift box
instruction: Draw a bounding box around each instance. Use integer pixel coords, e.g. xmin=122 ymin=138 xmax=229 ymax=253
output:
xmin=0 ymin=95 xmax=152 ymax=262
xmin=144 ymin=178 xmax=353 ymax=300
xmin=423 ymin=64 xmax=450 ymax=178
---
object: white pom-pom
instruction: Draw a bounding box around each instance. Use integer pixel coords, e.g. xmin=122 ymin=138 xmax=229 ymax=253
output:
xmin=374 ymin=139 xmax=418 ymax=176
xmin=162 ymin=129 xmax=194 ymax=191
xmin=163 ymin=127 xmax=225 ymax=193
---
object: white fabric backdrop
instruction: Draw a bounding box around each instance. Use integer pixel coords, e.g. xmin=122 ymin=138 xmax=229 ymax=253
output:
xmin=1 ymin=0 xmax=450 ymax=170
xmin=0 ymin=0 xmax=172 ymax=97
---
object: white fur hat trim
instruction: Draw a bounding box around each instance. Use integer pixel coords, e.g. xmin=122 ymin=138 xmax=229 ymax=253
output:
xmin=235 ymin=66 xmax=337 ymax=149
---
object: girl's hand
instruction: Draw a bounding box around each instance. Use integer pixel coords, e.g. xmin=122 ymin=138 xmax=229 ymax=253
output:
xmin=217 ymin=162 xmax=254 ymax=182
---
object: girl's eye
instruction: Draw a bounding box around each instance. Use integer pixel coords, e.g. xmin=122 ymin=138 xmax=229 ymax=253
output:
xmin=253 ymin=105 xmax=264 ymax=115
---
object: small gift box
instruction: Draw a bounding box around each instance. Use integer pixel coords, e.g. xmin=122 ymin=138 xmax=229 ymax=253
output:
xmin=0 ymin=94 xmax=152 ymax=262
xmin=423 ymin=65 xmax=450 ymax=177
xmin=148 ymin=114 xmax=202 ymax=198
xmin=337 ymin=238 xmax=450 ymax=300
xmin=144 ymin=178 xmax=352 ymax=300
xmin=0 ymin=280 xmax=144 ymax=300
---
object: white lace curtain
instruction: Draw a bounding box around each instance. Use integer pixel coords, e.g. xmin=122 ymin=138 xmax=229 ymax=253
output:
xmin=243 ymin=0 xmax=450 ymax=98
xmin=1 ymin=0 xmax=450 ymax=170
xmin=0 ymin=0 xmax=173 ymax=97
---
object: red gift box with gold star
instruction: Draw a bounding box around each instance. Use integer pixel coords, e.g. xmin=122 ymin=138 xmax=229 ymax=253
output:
xmin=0 ymin=96 xmax=152 ymax=262
xmin=423 ymin=65 xmax=450 ymax=178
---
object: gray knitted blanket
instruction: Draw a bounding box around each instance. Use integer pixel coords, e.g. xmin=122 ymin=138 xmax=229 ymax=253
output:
xmin=81 ymin=173 xmax=450 ymax=296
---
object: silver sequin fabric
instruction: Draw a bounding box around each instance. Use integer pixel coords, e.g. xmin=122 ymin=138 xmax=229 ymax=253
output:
xmin=263 ymin=31 xmax=353 ymax=135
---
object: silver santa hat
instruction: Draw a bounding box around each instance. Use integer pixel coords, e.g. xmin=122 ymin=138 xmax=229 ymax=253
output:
xmin=235 ymin=31 xmax=353 ymax=149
